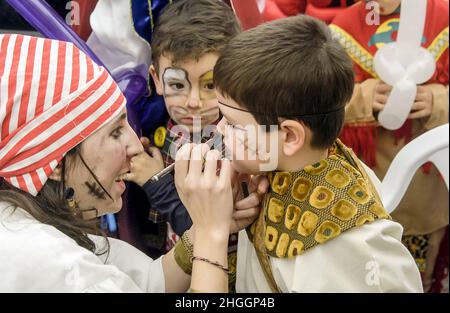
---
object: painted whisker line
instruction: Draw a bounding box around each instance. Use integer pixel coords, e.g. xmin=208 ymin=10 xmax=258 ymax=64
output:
xmin=78 ymin=153 xmax=114 ymax=201
xmin=85 ymin=181 xmax=107 ymax=200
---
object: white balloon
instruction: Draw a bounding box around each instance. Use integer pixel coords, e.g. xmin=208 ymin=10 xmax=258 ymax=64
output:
xmin=373 ymin=0 xmax=435 ymax=130
xmin=405 ymin=48 xmax=437 ymax=84
xmin=378 ymin=79 xmax=417 ymax=131
xmin=374 ymin=44 xmax=405 ymax=85
xmin=396 ymin=0 xmax=428 ymax=67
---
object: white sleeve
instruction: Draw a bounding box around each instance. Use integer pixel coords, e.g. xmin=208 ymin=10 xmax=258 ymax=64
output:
xmin=273 ymin=220 xmax=423 ymax=293
xmin=0 ymin=207 xmax=164 ymax=292
xmin=236 ymin=220 xmax=423 ymax=293
xmin=86 ymin=0 xmax=151 ymax=78
xmin=91 ymin=236 xmax=165 ymax=293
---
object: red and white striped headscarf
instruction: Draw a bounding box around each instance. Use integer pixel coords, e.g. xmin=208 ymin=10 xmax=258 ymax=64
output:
xmin=0 ymin=34 xmax=126 ymax=196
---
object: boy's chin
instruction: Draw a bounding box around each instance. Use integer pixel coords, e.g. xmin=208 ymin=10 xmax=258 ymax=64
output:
xmin=231 ymin=160 xmax=263 ymax=175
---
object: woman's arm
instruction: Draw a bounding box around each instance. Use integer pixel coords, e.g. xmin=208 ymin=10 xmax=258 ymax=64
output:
xmin=159 ymin=148 xmax=269 ymax=293
xmin=161 ymin=228 xmax=193 ymax=292
xmin=173 ymin=143 xmax=233 ymax=292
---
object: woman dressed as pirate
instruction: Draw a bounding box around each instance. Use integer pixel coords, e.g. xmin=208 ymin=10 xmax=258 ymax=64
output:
xmin=0 ymin=34 xmax=260 ymax=292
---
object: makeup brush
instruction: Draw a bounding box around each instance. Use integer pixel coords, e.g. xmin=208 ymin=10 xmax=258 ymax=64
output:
xmin=148 ymin=132 xmax=224 ymax=183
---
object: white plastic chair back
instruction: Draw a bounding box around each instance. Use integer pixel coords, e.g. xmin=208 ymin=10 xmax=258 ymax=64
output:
xmin=381 ymin=123 xmax=449 ymax=213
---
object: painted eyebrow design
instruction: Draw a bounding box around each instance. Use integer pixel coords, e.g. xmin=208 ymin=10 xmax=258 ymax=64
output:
xmin=199 ymin=70 xmax=214 ymax=79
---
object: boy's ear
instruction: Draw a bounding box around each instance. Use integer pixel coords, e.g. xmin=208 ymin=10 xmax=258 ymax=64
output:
xmin=279 ymin=120 xmax=306 ymax=157
xmin=149 ymin=65 xmax=164 ymax=96
xmin=48 ymin=163 xmax=63 ymax=182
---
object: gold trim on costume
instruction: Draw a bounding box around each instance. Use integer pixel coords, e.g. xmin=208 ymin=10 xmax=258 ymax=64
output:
xmin=330 ymin=24 xmax=378 ymax=78
xmin=428 ymin=27 xmax=449 ymax=62
xmin=247 ymin=140 xmax=391 ymax=260
xmin=330 ymin=24 xmax=449 ymax=79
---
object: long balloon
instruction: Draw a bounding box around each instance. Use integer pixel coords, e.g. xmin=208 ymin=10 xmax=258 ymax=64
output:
xmin=5 ymin=0 xmax=146 ymax=134
xmin=374 ymin=0 xmax=436 ymax=130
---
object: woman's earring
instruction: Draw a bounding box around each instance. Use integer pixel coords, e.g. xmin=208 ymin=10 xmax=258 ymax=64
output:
xmin=64 ymin=187 xmax=76 ymax=210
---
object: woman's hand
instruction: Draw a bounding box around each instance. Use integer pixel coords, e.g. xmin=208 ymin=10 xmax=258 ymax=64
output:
xmin=174 ymin=143 xmax=233 ymax=292
xmin=174 ymin=143 xmax=233 ymax=240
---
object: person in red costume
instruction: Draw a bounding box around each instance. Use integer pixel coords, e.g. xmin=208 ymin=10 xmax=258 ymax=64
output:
xmin=330 ymin=0 xmax=449 ymax=293
xmin=71 ymin=0 xmax=98 ymax=41
xmin=263 ymin=0 xmax=356 ymax=23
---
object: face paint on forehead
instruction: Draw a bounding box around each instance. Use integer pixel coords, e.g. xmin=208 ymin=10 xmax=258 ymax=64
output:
xmin=199 ymin=70 xmax=214 ymax=82
xmin=162 ymin=67 xmax=192 ymax=98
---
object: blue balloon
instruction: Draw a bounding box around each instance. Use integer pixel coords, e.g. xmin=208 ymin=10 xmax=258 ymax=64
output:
xmin=6 ymin=0 xmax=147 ymax=134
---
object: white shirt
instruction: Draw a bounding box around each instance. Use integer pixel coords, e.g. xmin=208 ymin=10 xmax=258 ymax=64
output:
xmin=0 ymin=202 xmax=165 ymax=293
xmin=236 ymin=165 xmax=424 ymax=293
xmin=236 ymin=219 xmax=424 ymax=293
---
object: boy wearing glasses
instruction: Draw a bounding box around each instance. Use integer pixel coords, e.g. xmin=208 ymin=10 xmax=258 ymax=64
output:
xmin=210 ymin=15 xmax=423 ymax=292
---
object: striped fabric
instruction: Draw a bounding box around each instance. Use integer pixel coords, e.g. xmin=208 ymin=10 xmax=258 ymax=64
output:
xmin=0 ymin=34 xmax=126 ymax=196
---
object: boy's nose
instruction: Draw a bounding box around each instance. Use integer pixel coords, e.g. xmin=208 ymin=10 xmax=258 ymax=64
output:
xmin=187 ymin=97 xmax=202 ymax=110
xmin=186 ymin=86 xmax=203 ymax=110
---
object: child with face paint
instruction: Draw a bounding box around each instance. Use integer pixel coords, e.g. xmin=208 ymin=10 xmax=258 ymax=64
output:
xmin=117 ymin=0 xmax=247 ymax=291
xmin=330 ymin=0 xmax=449 ymax=292
xmin=197 ymin=14 xmax=423 ymax=293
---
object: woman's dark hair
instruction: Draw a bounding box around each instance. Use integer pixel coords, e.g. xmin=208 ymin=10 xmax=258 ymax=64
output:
xmin=0 ymin=145 xmax=109 ymax=257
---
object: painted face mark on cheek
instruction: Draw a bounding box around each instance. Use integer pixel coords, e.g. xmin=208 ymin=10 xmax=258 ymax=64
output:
xmin=84 ymin=181 xmax=107 ymax=200
xmin=162 ymin=68 xmax=191 ymax=98
xmin=199 ymin=70 xmax=216 ymax=101
xmin=78 ymin=153 xmax=114 ymax=201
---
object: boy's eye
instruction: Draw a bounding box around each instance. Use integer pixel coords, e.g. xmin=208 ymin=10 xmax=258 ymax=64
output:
xmin=170 ymin=82 xmax=185 ymax=90
xmin=111 ymin=127 xmax=123 ymax=139
xmin=204 ymin=82 xmax=215 ymax=90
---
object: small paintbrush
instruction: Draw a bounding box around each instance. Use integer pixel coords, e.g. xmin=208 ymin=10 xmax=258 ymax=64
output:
xmin=148 ymin=132 xmax=224 ymax=183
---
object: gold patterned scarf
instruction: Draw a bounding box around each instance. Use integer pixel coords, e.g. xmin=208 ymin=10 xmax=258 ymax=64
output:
xmin=246 ymin=139 xmax=391 ymax=292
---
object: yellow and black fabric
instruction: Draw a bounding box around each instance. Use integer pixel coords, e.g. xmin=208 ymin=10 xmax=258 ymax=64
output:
xmin=402 ymin=234 xmax=430 ymax=274
xmin=246 ymin=139 xmax=391 ymax=292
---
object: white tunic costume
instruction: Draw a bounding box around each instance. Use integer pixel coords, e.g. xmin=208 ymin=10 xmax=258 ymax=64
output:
xmin=0 ymin=202 xmax=165 ymax=293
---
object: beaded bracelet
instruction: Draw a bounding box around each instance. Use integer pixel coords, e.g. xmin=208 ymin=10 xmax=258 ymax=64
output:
xmin=191 ymin=256 xmax=230 ymax=274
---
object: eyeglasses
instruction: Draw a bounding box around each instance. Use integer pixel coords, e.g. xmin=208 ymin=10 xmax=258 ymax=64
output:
xmin=218 ymin=101 xmax=345 ymax=118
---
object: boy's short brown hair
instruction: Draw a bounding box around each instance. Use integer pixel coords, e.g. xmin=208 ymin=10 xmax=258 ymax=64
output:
xmin=214 ymin=15 xmax=355 ymax=149
xmin=151 ymin=0 xmax=241 ymax=72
